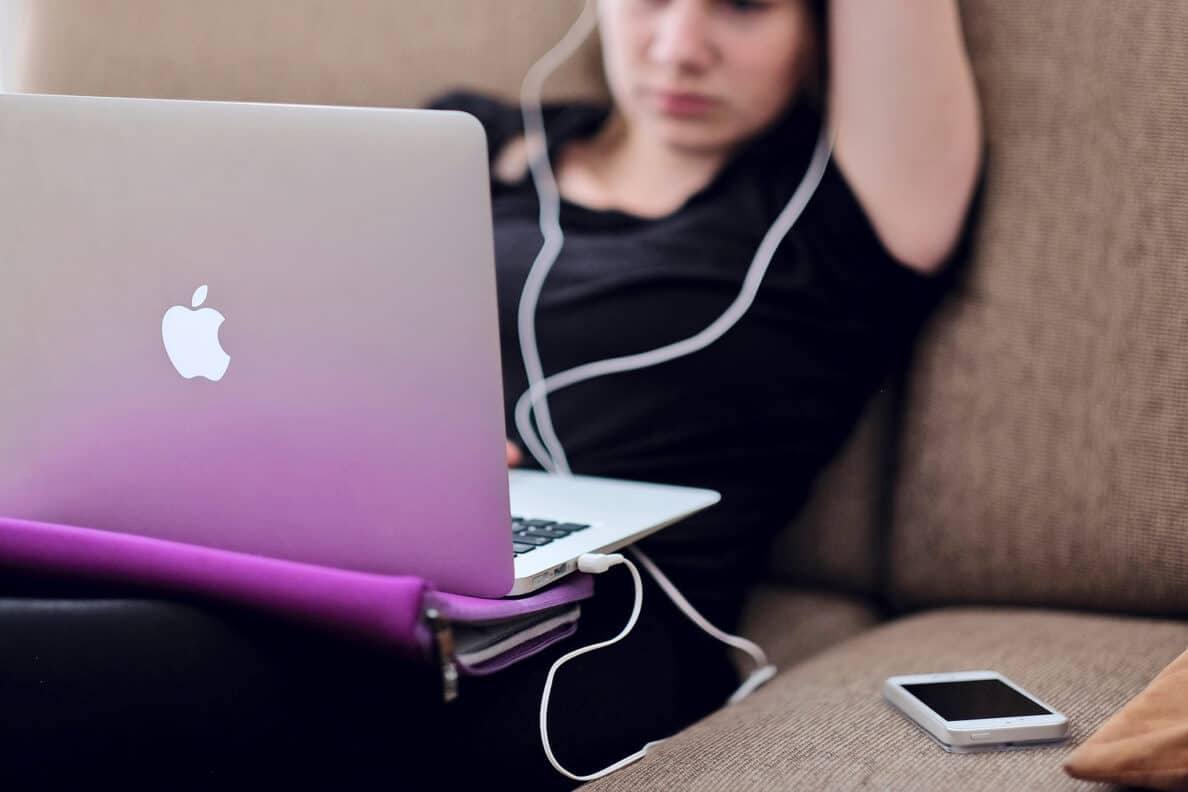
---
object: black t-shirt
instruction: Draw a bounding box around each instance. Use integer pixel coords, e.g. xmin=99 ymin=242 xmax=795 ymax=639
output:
xmin=428 ymin=90 xmax=972 ymax=630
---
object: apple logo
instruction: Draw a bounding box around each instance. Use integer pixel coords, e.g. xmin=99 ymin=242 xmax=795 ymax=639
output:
xmin=161 ymin=284 xmax=231 ymax=381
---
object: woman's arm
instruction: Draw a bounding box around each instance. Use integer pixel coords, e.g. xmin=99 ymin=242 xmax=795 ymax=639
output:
xmin=828 ymin=0 xmax=983 ymax=274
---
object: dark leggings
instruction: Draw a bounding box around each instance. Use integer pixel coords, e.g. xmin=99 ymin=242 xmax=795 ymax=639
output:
xmin=404 ymin=565 xmax=740 ymax=789
xmin=1 ymin=566 xmax=740 ymax=790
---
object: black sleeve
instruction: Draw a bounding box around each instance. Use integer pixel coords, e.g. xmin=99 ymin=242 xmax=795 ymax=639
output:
xmin=796 ymin=153 xmax=985 ymax=320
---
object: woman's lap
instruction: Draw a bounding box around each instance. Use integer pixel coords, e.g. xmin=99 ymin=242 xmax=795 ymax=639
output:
xmin=312 ymin=565 xmax=741 ymax=789
xmin=0 ymin=564 xmax=739 ymax=789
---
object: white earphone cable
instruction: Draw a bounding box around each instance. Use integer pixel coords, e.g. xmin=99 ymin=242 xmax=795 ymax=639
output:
xmin=516 ymin=0 xmax=601 ymax=474
xmin=627 ymin=545 xmax=777 ymax=705
xmin=515 ymin=126 xmax=832 ymax=474
xmin=516 ymin=0 xmax=830 ymax=780
xmin=516 ymin=3 xmax=834 ymax=476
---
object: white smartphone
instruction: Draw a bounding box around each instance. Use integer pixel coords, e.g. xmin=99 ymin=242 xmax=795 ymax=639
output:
xmin=883 ymin=670 xmax=1069 ymax=753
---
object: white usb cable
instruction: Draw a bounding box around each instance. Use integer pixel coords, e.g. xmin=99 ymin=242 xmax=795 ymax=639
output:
xmin=540 ymin=551 xmax=776 ymax=781
xmin=538 ymin=552 xmax=651 ymax=782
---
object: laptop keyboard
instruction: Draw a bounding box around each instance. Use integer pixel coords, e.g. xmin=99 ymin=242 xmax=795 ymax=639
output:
xmin=512 ymin=516 xmax=591 ymax=557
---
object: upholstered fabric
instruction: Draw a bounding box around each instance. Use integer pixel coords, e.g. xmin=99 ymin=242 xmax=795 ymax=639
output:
xmin=735 ymin=585 xmax=881 ymax=677
xmin=583 ymin=608 xmax=1188 ymax=791
xmin=889 ymin=0 xmax=1188 ymax=615
xmin=6 ymin=0 xmax=604 ymax=106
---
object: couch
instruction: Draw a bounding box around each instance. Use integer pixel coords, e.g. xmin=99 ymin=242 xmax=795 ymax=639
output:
xmin=4 ymin=1 xmax=1187 ymax=789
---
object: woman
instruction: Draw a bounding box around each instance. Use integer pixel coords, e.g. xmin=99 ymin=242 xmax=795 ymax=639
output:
xmin=386 ymin=0 xmax=982 ymax=787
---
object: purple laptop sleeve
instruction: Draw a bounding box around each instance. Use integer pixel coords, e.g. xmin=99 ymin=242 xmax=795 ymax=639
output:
xmin=0 ymin=516 xmax=594 ymax=684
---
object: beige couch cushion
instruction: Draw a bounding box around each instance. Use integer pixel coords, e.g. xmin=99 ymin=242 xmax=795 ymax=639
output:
xmin=584 ymin=608 xmax=1188 ymax=791
xmin=7 ymin=0 xmax=604 ymax=106
xmin=889 ymin=0 xmax=1188 ymax=614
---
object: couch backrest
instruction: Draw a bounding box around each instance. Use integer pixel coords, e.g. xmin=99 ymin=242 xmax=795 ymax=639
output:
xmin=4 ymin=0 xmax=604 ymax=106
xmin=766 ymin=387 xmax=893 ymax=596
xmin=6 ymin=0 xmax=890 ymax=596
xmin=889 ymin=0 xmax=1188 ymax=617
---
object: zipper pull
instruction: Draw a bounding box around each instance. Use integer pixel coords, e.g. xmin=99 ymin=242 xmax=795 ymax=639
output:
xmin=425 ymin=607 xmax=459 ymax=703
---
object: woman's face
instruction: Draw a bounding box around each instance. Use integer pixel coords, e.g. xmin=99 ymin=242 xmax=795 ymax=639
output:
xmin=597 ymin=0 xmax=814 ymax=155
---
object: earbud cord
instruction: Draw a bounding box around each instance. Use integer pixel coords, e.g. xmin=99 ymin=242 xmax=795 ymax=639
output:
xmin=515 ymin=0 xmax=600 ymax=475
xmin=516 ymin=0 xmax=830 ymax=781
xmin=516 ymin=4 xmax=833 ymax=475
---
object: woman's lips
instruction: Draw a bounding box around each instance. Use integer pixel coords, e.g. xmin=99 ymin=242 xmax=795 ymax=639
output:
xmin=650 ymin=90 xmax=718 ymax=116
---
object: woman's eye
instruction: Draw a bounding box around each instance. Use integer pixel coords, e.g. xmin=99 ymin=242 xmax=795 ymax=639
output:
xmin=723 ymin=0 xmax=771 ymax=12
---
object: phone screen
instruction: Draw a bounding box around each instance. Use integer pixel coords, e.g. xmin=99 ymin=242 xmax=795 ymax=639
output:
xmin=902 ymin=679 xmax=1052 ymax=721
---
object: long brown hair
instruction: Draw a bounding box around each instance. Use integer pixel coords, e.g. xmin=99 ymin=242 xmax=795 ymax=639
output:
xmin=801 ymin=0 xmax=829 ymax=110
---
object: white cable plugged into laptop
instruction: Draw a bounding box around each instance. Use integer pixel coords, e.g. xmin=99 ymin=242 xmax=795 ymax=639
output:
xmin=539 ymin=549 xmax=777 ymax=781
xmin=538 ymin=552 xmax=652 ymax=782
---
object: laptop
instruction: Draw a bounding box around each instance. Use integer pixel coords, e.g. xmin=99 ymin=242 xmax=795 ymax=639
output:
xmin=0 ymin=92 xmax=719 ymax=598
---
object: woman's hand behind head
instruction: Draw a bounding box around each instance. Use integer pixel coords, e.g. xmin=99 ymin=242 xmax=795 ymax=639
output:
xmin=506 ymin=440 xmax=523 ymax=467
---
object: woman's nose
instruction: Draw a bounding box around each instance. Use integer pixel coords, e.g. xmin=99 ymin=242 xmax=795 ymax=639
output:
xmin=647 ymin=1 xmax=715 ymax=72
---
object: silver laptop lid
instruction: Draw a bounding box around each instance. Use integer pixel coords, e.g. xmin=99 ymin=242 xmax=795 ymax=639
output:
xmin=0 ymin=93 xmax=515 ymax=597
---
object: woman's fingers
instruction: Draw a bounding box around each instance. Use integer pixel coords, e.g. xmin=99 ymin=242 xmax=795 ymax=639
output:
xmin=506 ymin=440 xmax=522 ymax=468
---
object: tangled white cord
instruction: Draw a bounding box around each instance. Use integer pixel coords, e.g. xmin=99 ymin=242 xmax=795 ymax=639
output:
xmin=515 ymin=0 xmax=830 ymax=781
xmin=515 ymin=0 xmax=601 ymax=475
xmin=541 ymin=551 xmax=776 ymax=782
xmin=515 ymin=2 xmax=833 ymax=475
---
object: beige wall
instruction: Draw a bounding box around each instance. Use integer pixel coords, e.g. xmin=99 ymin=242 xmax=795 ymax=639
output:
xmin=6 ymin=0 xmax=607 ymax=107
xmin=0 ymin=0 xmax=23 ymax=91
